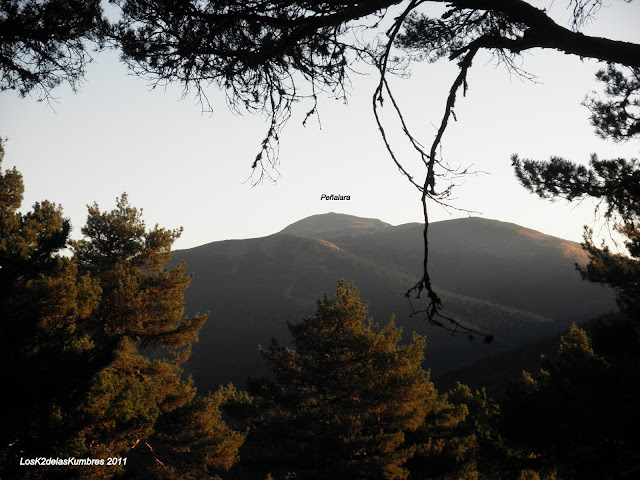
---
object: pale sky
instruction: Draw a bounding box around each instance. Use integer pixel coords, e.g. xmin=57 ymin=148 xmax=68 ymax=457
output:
xmin=1 ymin=1 xmax=639 ymax=250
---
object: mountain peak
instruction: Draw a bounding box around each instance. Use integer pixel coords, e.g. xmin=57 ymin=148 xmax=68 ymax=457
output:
xmin=279 ymin=212 xmax=391 ymax=240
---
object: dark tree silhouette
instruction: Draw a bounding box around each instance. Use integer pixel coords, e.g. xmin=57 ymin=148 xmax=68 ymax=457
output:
xmin=513 ymin=153 xmax=640 ymax=321
xmin=503 ymin=322 xmax=640 ymax=478
xmin=0 ymin=0 xmax=107 ymax=99
xmin=585 ymin=65 xmax=640 ymax=141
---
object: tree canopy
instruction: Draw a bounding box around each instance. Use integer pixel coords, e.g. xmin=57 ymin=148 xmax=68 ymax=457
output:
xmin=239 ymin=280 xmax=503 ymax=480
xmin=0 ymin=0 xmax=106 ymax=98
xmin=246 ymin=280 xmax=435 ymax=479
xmin=0 ymin=141 xmax=245 ymax=479
xmin=503 ymin=320 xmax=640 ymax=478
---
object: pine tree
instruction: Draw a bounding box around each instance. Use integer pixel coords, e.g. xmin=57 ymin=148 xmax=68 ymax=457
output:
xmin=405 ymin=381 xmax=505 ymax=480
xmin=513 ymin=154 xmax=640 ymax=323
xmin=64 ymin=194 xmax=245 ymax=479
xmin=247 ymin=280 xmax=438 ymax=480
xmin=0 ymin=139 xmax=102 ymax=477
xmin=502 ymin=323 xmax=640 ymax=479
xmin=0 ymin=142 xmax=244 ymax=479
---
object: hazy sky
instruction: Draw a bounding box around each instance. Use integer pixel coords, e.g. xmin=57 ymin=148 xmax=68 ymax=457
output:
xmin=1 ymin=0 xmax=639 ymax=250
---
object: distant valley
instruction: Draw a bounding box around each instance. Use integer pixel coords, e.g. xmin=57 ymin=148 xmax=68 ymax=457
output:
xmin=171 ymin=213 xmax=616 ymax=392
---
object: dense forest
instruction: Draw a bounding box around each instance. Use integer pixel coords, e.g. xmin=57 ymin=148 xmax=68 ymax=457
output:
xmin=2 ymin=138 xmax=639 ymax=479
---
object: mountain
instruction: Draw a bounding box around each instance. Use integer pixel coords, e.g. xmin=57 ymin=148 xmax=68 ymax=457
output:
xmin=171 ymin=214 xmax=616 ymax=393
xmin=280 ymin=212 xmax=391 ymax=239
xmin=324 ymin=217 xmax=603 ymax=321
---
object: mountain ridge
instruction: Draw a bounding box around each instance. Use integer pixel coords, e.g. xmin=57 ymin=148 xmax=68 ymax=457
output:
xmin=278 ymin=212 xmax=391 ymax=239
xmin=171 ymin=213 xmax=616 ymax=392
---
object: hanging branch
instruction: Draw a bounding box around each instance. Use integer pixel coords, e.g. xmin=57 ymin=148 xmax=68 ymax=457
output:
xmin=373 ymin=12 xmax=493 ymax=341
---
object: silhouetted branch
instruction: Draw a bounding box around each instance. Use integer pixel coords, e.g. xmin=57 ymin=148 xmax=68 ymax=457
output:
xmin=371 ymin=9 xmax=493 ymax=341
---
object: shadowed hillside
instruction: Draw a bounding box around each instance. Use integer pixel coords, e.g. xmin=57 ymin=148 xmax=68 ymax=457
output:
xmin=172 ymin=214 xmax=616 ymax=392
xmin=301 ymin=216 xmax=608 ymax=322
